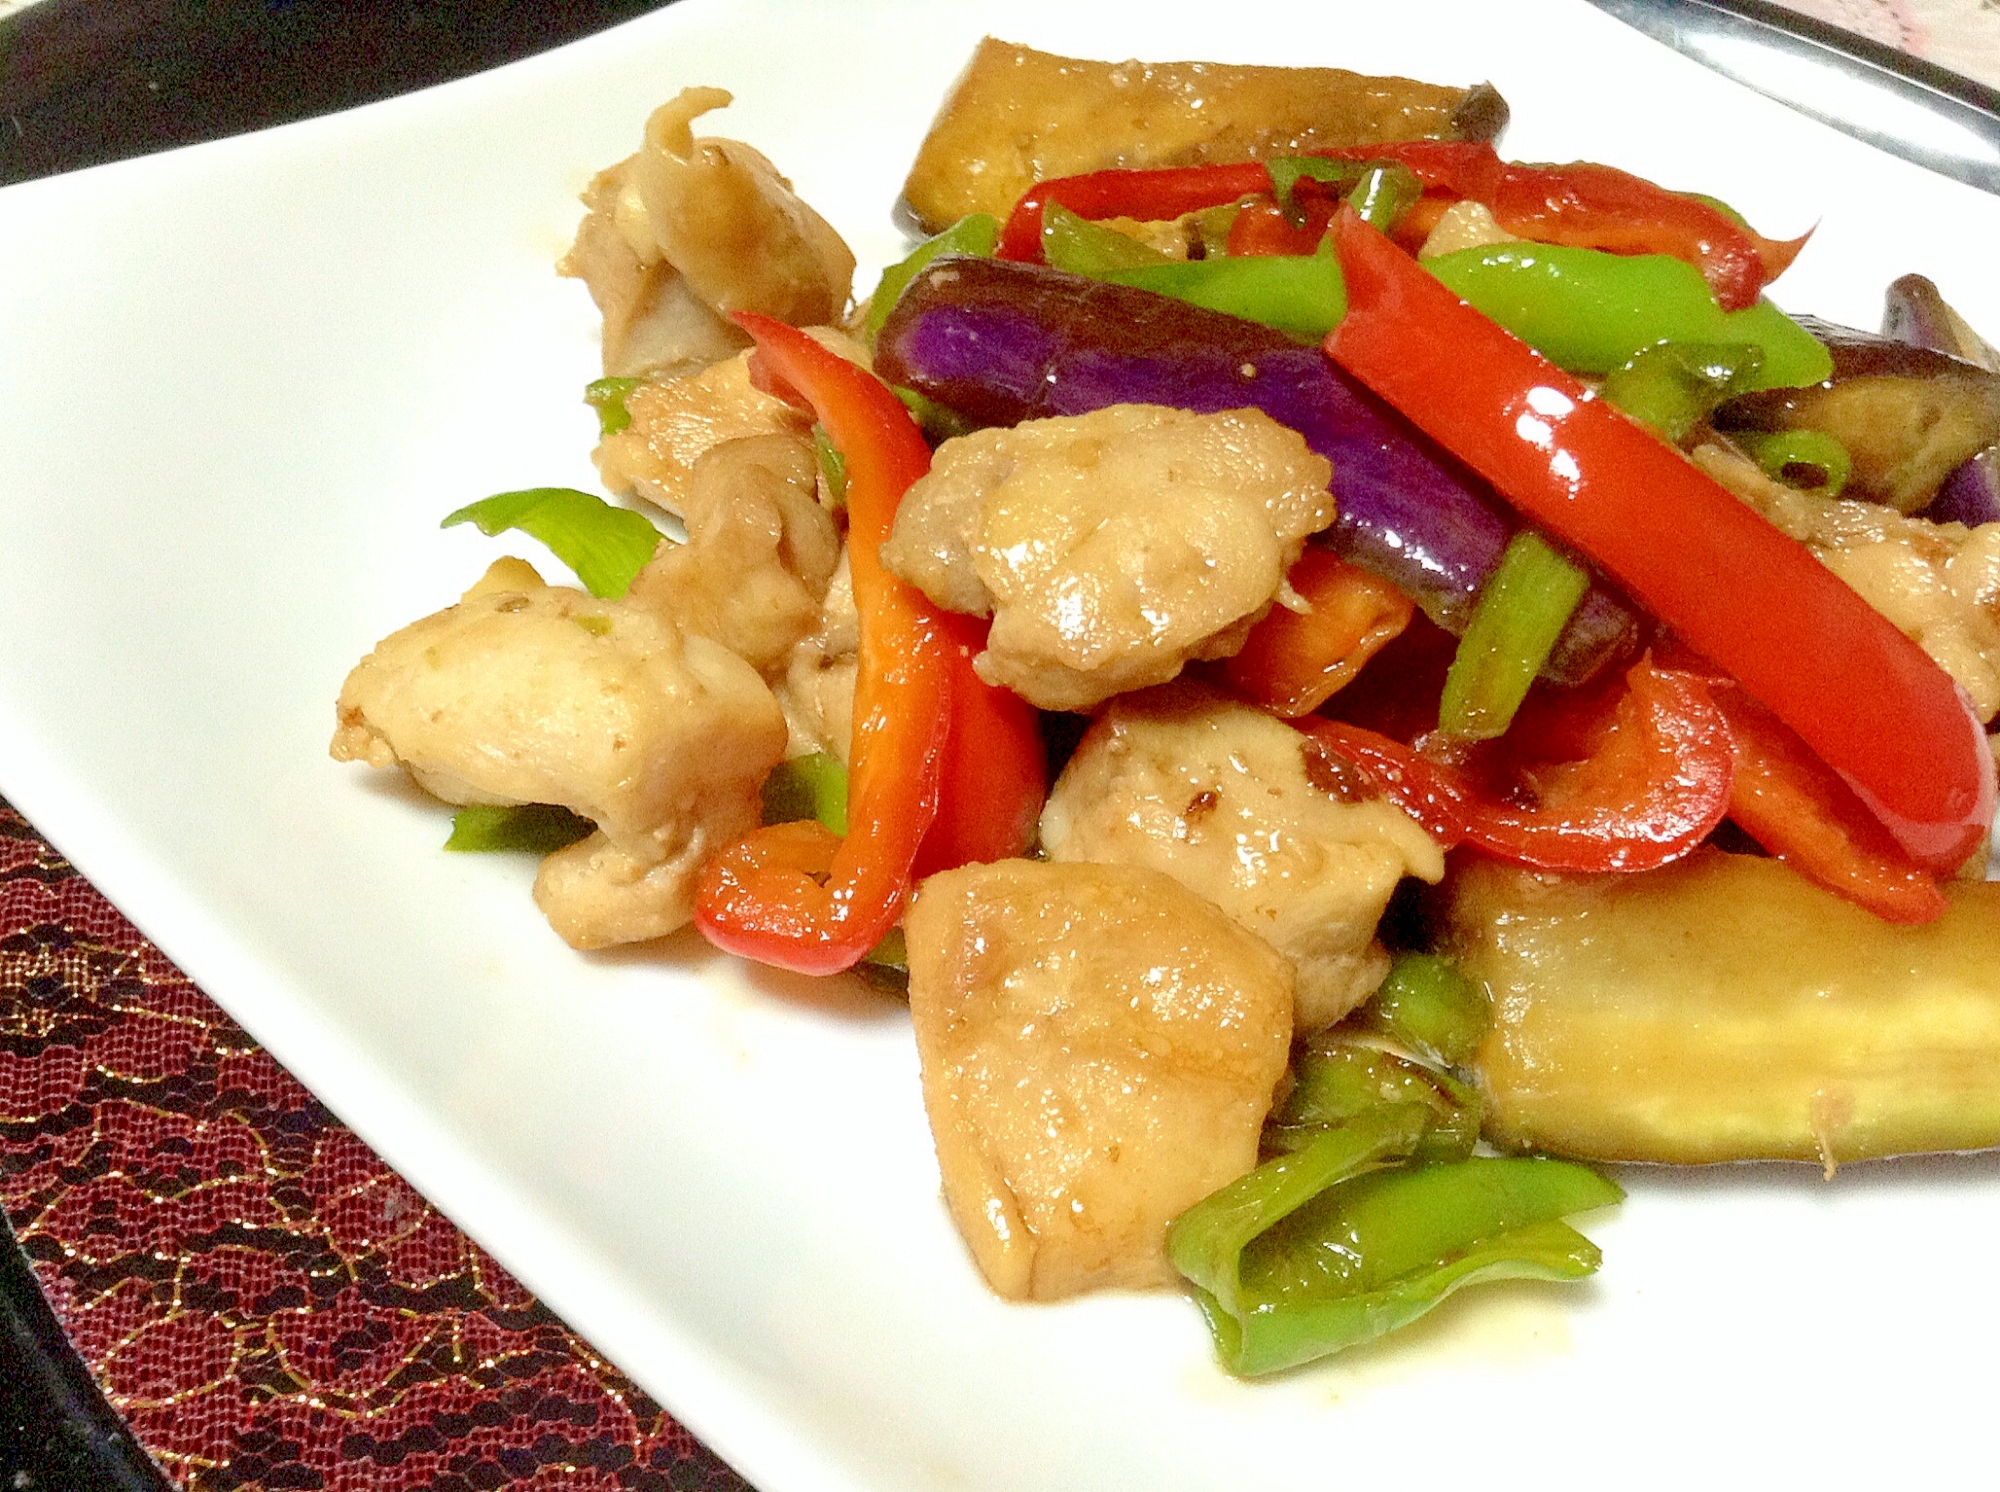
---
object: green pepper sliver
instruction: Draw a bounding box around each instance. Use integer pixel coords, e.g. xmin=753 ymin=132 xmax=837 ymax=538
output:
xmin=1439 ymin=530 xmax=1592 ymax=741
xmin=1265 ymin=1038 xmax=1481 ymax=1164
xmin=1103 ymin=252 xmax=1348 ymax=342
xmin=1600 ymin=341 xmax=1765 ymax=443
xmin=1036 ymin=202 xmax=1349 ymax=343
xmin=442 ymin=487 xmax=664 ymax=601
xmin=759 ymin=751 xmax=850 ymax=836
xmin=1735 ymin=428 xmax=1852 ymax=497
xmin=1169 ymin=1112 xmax=1424 ymax=1322
xmin=811 ymin=426 xmax=848 ymax=507
xmin=1361 ymin=951 xmax=1493 ymax=1069
xmin=584 ymin=376 xmax=642 ymax=436
xmin=1040 ymin=203 xmax=1174 ymax=273
xmin=1344 ymin=162 xmax=1423 ymax=235
xmin=445 ymin=803 xmax=595 ymax=854
xmin=1424 ymin=242 xmax=1832 ymax=388
xmin=1172 ymin=1137 xmax=1623 ymax=1376
xmin=1265 ymin=156 xmax=1366 ymax=212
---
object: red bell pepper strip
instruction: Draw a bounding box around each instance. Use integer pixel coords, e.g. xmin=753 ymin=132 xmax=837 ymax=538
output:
xmin=997 ymin=162 xmax=1274 ymax=261
xmin=1301 ymin=656 xmax=1735 ymax=873
xmin=694 ymin=316 xmax=1040 ymax=976
xmin=1226 ymin=194 xmax=1340 ymax=258
xmin=911 ymin=608 xmax=1047 ymax=879
xmin=996 ymin=145 xmax=1804 ymax=310
xmin=1224 ymin=548 xmax=1413 ymax=717
xmin=1713 ymin=684 xmax=1950 ymax=924
xmin=1306 ymin=141 xmax=1806 ymax=310
xmin=1324 ymin=209 xmax=1995 ymax=874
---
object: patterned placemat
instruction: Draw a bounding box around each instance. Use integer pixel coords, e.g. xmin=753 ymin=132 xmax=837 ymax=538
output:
xmin=0 ymin=800 xmax=753 ymax=1491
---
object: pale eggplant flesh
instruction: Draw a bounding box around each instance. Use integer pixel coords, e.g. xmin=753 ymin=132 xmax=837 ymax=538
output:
xmin=1883 ymin=274 xmax=2000 ymax=525
xmin=1717 ymin=312 xmax=2000 ymax=515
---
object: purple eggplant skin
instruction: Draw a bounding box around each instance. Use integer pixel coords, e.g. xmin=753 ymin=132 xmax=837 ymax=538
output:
xmin=1718 ymin=312 xmax=2000 ymax=515
xmin=1883 ymin=274 xmax=2000 ymax=371
xmin=1927 ymin=447 xmax=2000 ymax=527
xmin=1882 ymin=275 xmax=2000 ymax=527
xmin=874 ymin=256 xmax=1636 ymax=686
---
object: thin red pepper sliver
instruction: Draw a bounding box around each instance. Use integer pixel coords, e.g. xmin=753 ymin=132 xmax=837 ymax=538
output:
xmin=997 ymin=162 xmax=1273 ymax=260
xmin=1715 ymin=684 xmax=1950 ymax=924
xmin=911 ymin=608 xmax=1046 ymax=878
xmin=1306 ymin=141 xmax=1805 ymax=310
xmin=1324 ymin=209 xmax=1994 ymax=873
xmin=694 ymin=317 xmax=953 ymax=975
xmin=1302 ymin=657 xmax=1735 ymax=872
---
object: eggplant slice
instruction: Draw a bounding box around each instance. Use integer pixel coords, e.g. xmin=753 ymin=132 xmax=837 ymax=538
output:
xmin=1717 ymin=314 xmax=2000 ymax=515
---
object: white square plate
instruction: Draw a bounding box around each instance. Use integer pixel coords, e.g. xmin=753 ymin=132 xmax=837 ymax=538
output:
xmin=4 ymin=2 xmax=1999 ymax=1487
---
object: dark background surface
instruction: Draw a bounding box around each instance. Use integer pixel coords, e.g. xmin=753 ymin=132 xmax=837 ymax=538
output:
xmin=0 ymin=0 xmax=681 ymax=186
xmin=0 ymin=6 xmax=682 ymax=1482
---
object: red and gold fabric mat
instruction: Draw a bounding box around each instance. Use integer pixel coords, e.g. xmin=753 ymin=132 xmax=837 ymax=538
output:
xmin=0 ymin=801 xmax=750 ymax=1490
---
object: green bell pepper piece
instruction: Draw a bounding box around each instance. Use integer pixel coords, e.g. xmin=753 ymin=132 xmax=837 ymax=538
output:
xmin=444 ymin=803 xmax=594 ymax=854
xmin=1424 ymin=242 xmax=1832 ymax=388
xmin=1041 ymin=202 xmax=1175 ymax=273
xmin=865 ymin=213 xmax=1001 ymax=344
xmin=1265 ymin=156 xmax=1366 ymax=212
xmin=1439 ymin=530 xmax=1592 ymax=741
xmin=893 ymin=385 xmax=980 ymax=443
xmin=1601 ymin=341 xmax=1765 ymax=443
xmin=1264 ymin=1036 xmax=1481 ymax=1164
xmin=584 ymin=376 xmax=642 ymax=436
xmin=855 ymin=926 xmax=910 ymax=993
xmin=1360 ymin=951 xmax=1493 ymax=1069
xmin=759 ymin=751 xmax=849 ymax=836
xmin=1172 ymin=1132 xmax=1623 ymax=1376
xmin=1039 ymin=201 xmax=1346 ymax=341
xmin=811 ymin=426 xmax=848 ymax=508
xmin=443 ymin=488 xmax=664 ymax=601
xmin=1169 ymin=1112 xmax=1423 ymax=1322
xmin=1100 ymin=251 xmax=1348 ymax=342
xmin=1735 ymin=428 xmax=1852 ymax=497
xmin=1102 ymin=251 xmax=1347 ymax=341
xmin=1344 ymin=162 xmax=1423 ymax=235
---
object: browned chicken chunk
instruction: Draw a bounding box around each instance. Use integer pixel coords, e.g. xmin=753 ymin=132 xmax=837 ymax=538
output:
xmin=903 ymin=859 xmax=1294 ymax=1301
xmin=880 ymin=404 xmax=1335 ymax=711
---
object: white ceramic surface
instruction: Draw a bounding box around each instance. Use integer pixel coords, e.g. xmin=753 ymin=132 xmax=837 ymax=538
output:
xmin=3 ymin=2 xmax=1998 ymax=1488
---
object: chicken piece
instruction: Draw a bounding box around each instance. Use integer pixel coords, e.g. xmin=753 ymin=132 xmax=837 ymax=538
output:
xmin=899 ymin=38 xmax=1504 ymax=233
xmin=331 ymin=562 xmax=786 ymax=948
xmin=1040 ymin=685 xmax=1445 ymax=1032
xmin=1695 ymin=441 xmax=2000 ymax=721
xmin=1417 ymin=199 xmax=1520 ymax=259
xmin=559 ymin=160 xmax=750 ymax=378
xmin=595 ymin=328 xmax=870 ymax=519
xmin=880 ymin=404 xmax=1336 ymax=711
xmin=904 ymin=859 xmax=1293 ymax=1301
xmin=560 ymin=85 xmax=855 ymax=375
xmin=625 ymin=434 xmax=841 ymax=675
xmin=772 ymin=550 xmax=860 ymax=765
xmin=633 ymin=86 xmax=855 ymax=327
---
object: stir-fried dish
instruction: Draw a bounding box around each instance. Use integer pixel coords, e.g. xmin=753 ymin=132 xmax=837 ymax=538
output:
xmin=331 ymin=43 xmax=2000 ymax=1376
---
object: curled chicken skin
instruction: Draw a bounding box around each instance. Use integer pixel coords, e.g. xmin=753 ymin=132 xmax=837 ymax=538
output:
xmin=631 ymin=87 xmax=855 ymax=329
xmin=625 ymin=433 xmax=841 ymax=676
xmin=560 ymin=86 xmax=855 ymax=377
